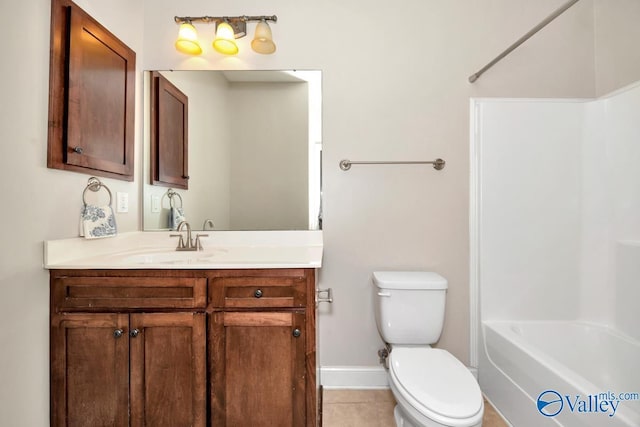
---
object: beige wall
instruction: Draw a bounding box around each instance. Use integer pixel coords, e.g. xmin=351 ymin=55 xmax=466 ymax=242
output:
xmin=2 ymin=0 xmax=640 ymax=423
xmin=0 ymin=0 xmax=143 ymax=425
xmin=229 ymin=82 xmax=309 ymax=230
xmin=594 ymin=0 xmax=640 ymax=96
xmin=138 ymin=0 xmax=639 ymax=372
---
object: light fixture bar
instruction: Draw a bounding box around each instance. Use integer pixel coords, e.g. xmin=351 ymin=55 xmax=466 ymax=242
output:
xmin=173 ymin=14 xmax=278 ymax=55
xmin=174 ymin=15 xmax=277 ymax=25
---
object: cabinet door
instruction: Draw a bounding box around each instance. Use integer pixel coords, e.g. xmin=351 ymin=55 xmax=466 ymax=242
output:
xmin=51 ymin=313 xmax=129 ymax=427
xmin=151 ymin=71 xmax=189 ymax=189
xmin=130 ymin=313 xmax=206 ymax=427
xmin=48 ymin=0 xmax=136 ymax=181
xmin=211 ymin=311 xmax=306 ymax=426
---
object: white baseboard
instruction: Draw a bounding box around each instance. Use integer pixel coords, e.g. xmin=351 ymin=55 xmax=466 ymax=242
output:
xmin=320 ymin=365 xmax=479 ymax=389
xmin=320 ymin=366 xmax=389 ymax=389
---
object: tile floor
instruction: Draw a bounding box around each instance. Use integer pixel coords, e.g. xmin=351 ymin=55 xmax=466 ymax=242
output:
xmin=322 ymin=389 xmax=508 ymax=427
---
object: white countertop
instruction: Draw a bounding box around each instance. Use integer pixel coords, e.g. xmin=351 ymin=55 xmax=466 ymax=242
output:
xmin=44 ymin=231 xmax=323 ymax=269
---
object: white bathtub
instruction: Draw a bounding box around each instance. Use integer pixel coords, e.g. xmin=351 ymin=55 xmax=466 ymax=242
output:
xmin=482 ymin=321 xmax=640 ymax=427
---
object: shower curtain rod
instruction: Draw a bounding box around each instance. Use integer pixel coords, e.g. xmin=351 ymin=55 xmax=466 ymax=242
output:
xmin=468 ymin=0 xmax=581 ymax=83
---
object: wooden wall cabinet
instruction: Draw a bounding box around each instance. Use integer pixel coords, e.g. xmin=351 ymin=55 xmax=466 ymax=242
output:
xmin=50 ymin=269 xmax=317 ymax=427
xmin=48 ymin=0 xmax=136 ymax=181
xmin=151 ymin=72 xmax=189 ymax=189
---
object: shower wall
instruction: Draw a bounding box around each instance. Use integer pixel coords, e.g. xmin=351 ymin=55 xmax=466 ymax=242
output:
xmin=473 ymin=80 xmax=640 ymax=331
xmin=474 ymin=99 xmax=584 ymax=321
xmin=600 ymin=84 xmax=640 ymax=341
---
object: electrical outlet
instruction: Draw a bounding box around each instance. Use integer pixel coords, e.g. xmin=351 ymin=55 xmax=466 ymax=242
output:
xmin=151 ymin=194 xmax=161 ymax=213
xmin=116 ymin=192 xmax=129 ymax=213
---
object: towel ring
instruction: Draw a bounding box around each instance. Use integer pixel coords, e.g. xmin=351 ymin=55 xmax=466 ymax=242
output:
xmin=167 ymin=188 xmax=183 ymax=208
xmin=82 ymin=177 xmax=113 ymax=206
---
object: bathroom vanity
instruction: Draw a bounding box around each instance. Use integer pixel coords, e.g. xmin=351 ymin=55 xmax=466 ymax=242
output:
xmin=45 ymin=231 xmax=322 ymax=427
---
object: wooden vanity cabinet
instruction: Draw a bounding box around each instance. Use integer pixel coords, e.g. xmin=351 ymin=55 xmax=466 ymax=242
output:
xmin=208 ymin=269 xmax=315 ymax=427
xmin=50 ymin=268 xmax=317 ymax=427
xmin=50 ymin=271 xmax=207 ymax=427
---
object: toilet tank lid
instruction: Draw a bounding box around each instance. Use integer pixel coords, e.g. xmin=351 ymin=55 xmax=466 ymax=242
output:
xmin=373 ymin=271 xmax=447 ymax=290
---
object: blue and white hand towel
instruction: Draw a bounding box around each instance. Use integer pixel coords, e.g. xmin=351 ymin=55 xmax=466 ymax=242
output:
xmin=170 ymin=206 xmax=186 ymax=230
xmin=80 ymin=204 xmax=117 ymax=239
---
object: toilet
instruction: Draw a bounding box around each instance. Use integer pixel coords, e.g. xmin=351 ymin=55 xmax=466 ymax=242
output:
xmin=373 ymin=271 xmax=484 ymax=427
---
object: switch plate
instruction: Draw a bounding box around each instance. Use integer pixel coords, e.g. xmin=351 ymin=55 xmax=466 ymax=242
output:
xmin=151 ymin=194 xmax=161 ymax=213
xmin=116 ymin=192 xmax=129 ymax=213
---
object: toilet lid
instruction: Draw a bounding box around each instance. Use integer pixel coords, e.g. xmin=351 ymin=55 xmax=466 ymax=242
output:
xmin=389 ymin=347 xmax=482 ymax=420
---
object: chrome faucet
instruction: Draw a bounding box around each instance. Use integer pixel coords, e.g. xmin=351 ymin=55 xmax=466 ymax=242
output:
xmin=171 ymin=221 xmax=208 ymax=251
xmin=202 ymin=219 xmax=215 ymax=231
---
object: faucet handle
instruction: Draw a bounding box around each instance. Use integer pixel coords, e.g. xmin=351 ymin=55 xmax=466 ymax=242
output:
xmin=170 ymin=233 xmax=185 ymax=249
xmin=194 ymin=234 xmax=209 ymax=250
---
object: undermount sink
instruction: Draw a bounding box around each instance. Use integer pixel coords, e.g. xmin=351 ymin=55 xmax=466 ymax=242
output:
xmin=122 ymin=249 xmax=226 ymax=265
xmin=113 ymin=245 xmax=318 ymax=266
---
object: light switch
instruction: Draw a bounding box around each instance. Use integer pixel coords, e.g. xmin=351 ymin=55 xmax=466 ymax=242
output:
xmin=151 ymin=194 xmax=161 ymax=213
xmin=116 ymin=192 xmax=129 ymax=213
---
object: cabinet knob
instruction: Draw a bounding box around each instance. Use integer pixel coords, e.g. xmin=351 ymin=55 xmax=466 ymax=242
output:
xmin=129 ymin=329 xmax=140 ymax=338
xmin=292 ymin=329 xmax=301 ymax=338
xmin=72 ymin=146 xmax=84 ymax=154
xmin=254 ymin=289 xmax=263 ymax=298
xmin=113 ymin=329 xmax=124 ymax=339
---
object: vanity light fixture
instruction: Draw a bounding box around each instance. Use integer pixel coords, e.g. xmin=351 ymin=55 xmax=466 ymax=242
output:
xmin=174 ymin=15 xmax=277 ymax=56
xmin=175 ymin=20 xmax=203 ymax=55
xmin=212 ymin=21 xmax=239 ymax=55
xmin=251 ymin=19 xmax=276 ymax=54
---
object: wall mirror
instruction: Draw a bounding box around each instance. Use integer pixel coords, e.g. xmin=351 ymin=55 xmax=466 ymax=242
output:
xmin=143 ymin=70 xmax=322 ymax=231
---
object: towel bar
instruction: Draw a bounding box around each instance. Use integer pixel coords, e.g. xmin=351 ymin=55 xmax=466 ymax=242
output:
xmin=339 ymin=158 xmax=446 ymax=171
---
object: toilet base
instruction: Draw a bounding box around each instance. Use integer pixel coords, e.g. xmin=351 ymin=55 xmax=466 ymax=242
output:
xmin=393 ymin=403 xmax=448 ymax=427
xmin=390 ymin=381 xmax=483 ymax=427
xmin=394 ymin=405 xmax=418 ymax=427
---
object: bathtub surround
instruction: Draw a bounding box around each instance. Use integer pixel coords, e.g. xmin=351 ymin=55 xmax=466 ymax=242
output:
xmin=2 ymin=1 xmax=640 ymax=425
xmin=484 ymin=321 xmax=640 ymax=426
xmin=615 ymin=242 xmax=640 ymax=342
xmin=472 ymin=80 xmax=640 ymax=426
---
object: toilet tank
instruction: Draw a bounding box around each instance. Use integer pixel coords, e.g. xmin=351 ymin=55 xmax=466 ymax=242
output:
xmin=373 ymin=271 xmax=448 ymax=345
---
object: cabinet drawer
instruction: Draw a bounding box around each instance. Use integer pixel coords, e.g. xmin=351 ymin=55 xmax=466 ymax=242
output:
xmin=52 ymin=276 xmax=207 ymax=310
xmin=210 ymin=276 xmax=306 ymax=308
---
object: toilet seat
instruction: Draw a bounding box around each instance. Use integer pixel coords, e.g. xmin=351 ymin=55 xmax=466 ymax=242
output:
xmin=389 ymin=347 xmax=483 ymax=426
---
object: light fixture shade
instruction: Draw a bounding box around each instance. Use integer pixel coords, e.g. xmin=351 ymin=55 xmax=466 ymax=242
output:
xmin=251 ymin=20 xmax=276 ymax=54
xmin=175 ymin=22 xmax=202 ymax=55
xmin=213 ymin=22 xmax=239 ymax=55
